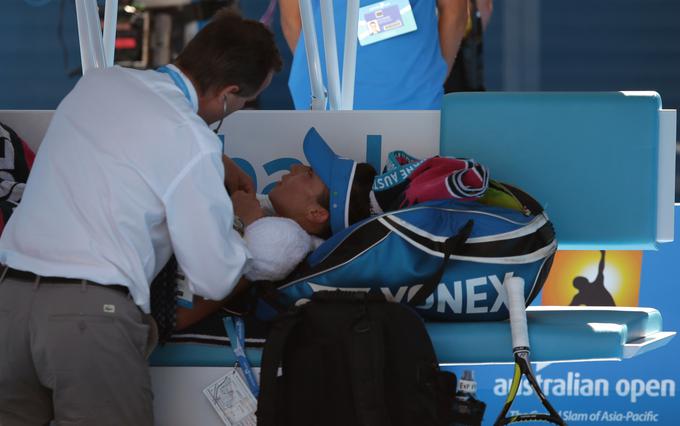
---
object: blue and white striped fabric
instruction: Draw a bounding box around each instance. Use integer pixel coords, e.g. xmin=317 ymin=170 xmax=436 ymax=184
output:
xmin=272 ymin=191 xmax=557 ymax=321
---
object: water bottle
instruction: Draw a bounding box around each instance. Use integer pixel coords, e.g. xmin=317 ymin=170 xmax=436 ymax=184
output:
xmin=458 ymin=370 xmax=478 ymax=398
xmin=450 ymin=370 xmax=486 ymax=426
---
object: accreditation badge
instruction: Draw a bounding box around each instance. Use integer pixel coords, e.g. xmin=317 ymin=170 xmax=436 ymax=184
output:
xmin=357 ymin=0 xmax=417 ymax=46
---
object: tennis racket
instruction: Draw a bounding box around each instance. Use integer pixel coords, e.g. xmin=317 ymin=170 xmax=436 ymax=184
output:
xmin=494 ymin=276 xmax=566 ymax=425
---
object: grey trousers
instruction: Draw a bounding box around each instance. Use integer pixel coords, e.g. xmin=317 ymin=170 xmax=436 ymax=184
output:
xmin=0 ymin=275 xmax=154 ymax=426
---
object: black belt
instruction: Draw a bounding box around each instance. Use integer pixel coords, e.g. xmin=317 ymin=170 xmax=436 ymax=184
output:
xmin=3 ymin=267 xmax=130 ymax=296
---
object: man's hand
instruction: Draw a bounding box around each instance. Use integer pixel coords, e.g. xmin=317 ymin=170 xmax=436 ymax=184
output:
xmin=222 ymin=155 xmax=255 ymax=194
xmin=477 ymin=0 xmax=493 ymax=31
xmin=231 ymin=190 xmax=265 ymax=227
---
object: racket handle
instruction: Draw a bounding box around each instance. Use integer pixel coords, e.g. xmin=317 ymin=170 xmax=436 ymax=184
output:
xmin=506 ymin=276 xmax=529 ymax=350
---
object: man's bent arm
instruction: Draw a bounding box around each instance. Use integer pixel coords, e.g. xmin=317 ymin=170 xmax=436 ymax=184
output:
xmin=176 ymin=277 xmax=251 ymax=330
xmin=165 ymin=148 xmax=251 ymax=302
xmin=438 ymin=0 xmax=469 ymax=75
xmin=279 ymin=0 xmax=302 ymax=52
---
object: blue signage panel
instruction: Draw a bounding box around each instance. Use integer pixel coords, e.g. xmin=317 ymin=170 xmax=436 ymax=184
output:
xmin=443 ymin=206 xmax=679 ymax=424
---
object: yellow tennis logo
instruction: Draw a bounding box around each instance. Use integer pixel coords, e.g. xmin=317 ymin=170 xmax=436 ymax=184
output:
xmin=541 ymin=250 xmax=643 ymax=307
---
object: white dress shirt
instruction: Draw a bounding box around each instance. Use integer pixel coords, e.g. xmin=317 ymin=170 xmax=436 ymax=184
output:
xmin=0 ymin=65 xmax=251 ymax=313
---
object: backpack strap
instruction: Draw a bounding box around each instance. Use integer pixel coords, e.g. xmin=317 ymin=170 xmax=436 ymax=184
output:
xmin=409 ymin=219 xmax=474 ymax=307
xmin=492 ymin=180 xmax=544 ymax=215
xmin=256 ymin=309 xmax=302 ymax=425
xmin=348 ymin=298 xmax=391 ymax=426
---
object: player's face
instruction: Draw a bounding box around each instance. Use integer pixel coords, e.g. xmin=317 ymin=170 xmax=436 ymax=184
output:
xmin=269 ymin=164 xmax=328 ymax=218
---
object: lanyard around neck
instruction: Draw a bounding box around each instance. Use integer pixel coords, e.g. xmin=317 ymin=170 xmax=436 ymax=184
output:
xmin=158 ymin=65 xmax=225 ymax=143
xmin=157 ymin=65 xmax=193 ymax=106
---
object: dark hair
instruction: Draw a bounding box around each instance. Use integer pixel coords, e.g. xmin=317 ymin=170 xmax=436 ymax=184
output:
xmin=348 ymin=163 xmax=377 ymax=226
xmin=175 ymin=10 xmax=282 ymax=97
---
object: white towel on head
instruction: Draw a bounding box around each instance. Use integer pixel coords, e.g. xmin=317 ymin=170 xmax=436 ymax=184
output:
xmin=243 ymin=216 xmax=322 ymax=281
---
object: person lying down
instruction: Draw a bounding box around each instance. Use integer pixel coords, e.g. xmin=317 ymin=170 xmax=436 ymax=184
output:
xmin=175 ymin=130 xmax=497 ymax=329
xmin=175 ymin=128 xmax=376 ymax=329
xmin=243 ymin=145 xmax=492 ymax=282
xmin=237 ymin=130 xmax=376 ymax=281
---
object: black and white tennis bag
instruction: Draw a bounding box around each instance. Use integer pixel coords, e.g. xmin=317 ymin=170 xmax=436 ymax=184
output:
xmin=265 ymin=183 xmax=556 ymax=322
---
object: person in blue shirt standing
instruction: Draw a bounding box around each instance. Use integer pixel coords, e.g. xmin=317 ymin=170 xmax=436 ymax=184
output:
xmin=280 ymin=0 xmax=468 ymax=110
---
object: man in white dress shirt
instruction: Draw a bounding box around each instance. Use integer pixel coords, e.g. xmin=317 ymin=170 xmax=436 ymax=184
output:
xmin=0 ymin=11 xmax=281 ymax=425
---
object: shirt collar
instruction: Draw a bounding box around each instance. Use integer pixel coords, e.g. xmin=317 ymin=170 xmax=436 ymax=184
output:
xmin=165 ymin=64 xmax=199 ymax=114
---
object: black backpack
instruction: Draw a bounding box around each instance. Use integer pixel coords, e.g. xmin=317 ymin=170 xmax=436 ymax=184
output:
xmin=257 ymin=290 xmax=458 ymax=426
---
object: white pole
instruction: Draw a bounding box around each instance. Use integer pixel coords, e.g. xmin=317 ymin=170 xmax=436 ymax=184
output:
xmin=319 ymin=0 xmax=341 ymax=110
xmin=75 ymin=0 xmax=106 ymax=75
xmin=340 ymin=0 xmax=360 ymax=110
xmin=102 ymin=0 xmax=119 ymax=67
xmin=299 ymin=0 xmax=328 ymax=110
xmin=75 ymin=0 xmax=94 ymax=74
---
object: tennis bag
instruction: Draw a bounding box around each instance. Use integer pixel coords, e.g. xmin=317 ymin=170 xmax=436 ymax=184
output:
xmin=267 ymin=182 xmax=556 ymax=321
